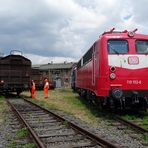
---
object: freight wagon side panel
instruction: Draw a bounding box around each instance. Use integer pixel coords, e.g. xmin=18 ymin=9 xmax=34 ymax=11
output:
xmin=0 ymin=55 xmax=31 ymax=94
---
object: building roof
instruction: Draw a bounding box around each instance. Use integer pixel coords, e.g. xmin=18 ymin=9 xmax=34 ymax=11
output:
xmin=32 ymin=62 xmax=76 ymax=70
xmin=32 ymin=64 xmax=42 ymax=69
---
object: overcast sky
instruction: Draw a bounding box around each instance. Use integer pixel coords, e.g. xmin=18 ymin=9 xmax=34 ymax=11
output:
xmin=0 ymin=0 xmax=148 ymax=64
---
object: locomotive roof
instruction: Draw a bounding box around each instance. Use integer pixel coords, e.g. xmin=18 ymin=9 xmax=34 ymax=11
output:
xmin=100 ymin=29 xmax=148 ymax=40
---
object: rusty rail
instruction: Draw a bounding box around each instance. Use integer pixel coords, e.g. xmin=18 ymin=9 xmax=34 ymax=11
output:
xmin=116 ymin=116 xmax=148 ymax=134
xmin=7 ymin=100 xmax=45 ymax=148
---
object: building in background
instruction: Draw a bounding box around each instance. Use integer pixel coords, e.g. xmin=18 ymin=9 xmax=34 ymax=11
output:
xmin=32 ymin=62 xmax=76 ymax=88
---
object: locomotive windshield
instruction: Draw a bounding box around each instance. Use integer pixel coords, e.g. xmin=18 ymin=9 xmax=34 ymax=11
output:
xmin=136 ymin=40 xmax=148 ymax=54
xmin=108 ymin=40 xmax=128 ymax=54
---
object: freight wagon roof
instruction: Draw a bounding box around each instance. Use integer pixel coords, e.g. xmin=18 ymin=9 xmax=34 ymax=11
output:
xmin=33 ymin=62 xmax=76 ymax=70
xmin=1 ymin=54 xmax=31 ymax=62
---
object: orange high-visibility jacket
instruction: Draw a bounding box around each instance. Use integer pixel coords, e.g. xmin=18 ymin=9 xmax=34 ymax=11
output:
xmin=32 ymin=82 xmax=36 ymax=90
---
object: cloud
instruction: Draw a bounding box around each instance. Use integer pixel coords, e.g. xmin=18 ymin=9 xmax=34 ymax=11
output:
xmin=0 ymin=0 xmax=148 ymax=64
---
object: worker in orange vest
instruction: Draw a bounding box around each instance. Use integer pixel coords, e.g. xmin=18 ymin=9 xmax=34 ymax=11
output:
xmin=44 ymin=78 xmax=49 ymax=98
xmin=31 ymin=80 xmax=36 ymax=98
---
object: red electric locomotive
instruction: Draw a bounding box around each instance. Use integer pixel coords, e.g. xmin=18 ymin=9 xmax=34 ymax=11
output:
xmin=75 ymin=28 xmax=148 ymax=110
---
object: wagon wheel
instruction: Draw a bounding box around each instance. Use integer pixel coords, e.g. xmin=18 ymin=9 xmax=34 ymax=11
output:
xmin=97 ymin=97 xmax=106 ymax=110
xmin=16 ymin=89 xmax=22 ymax=96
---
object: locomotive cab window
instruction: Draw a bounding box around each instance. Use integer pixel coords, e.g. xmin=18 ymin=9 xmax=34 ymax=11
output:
xmin=108 ymin=40 xmax=128 ymax=54
xmin=83 ymin=47 xmax=93 ymax=65
xmin=136 ymin=40 xmax=148 ymax=54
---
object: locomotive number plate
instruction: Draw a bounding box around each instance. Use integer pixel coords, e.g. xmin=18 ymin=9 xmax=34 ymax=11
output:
xmin=127 ymin=80 xmax=142 ymax=84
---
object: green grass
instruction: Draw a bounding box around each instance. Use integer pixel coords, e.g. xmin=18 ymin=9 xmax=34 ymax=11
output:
xmin=122 ymin=115 xmax=137 ymax=120
xmin=16 ymin=128 xmax=29 ymax=138
xmin=0 ymin=95 xmax=9 ymax=123
xmin=143 ymin=133 xmax=148 ymax=142
xmin=8 ymin=141 xmax=35 ymax=148
xmin=0 ymin=95 xmax=4 ymax=100
xmin=17 ymin=143 xmax=35 ymax=148
xmin=63 ymin=120 xmax=70 ymax=127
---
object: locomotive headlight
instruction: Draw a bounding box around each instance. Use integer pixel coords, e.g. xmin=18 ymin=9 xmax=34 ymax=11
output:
xmin=110 ymin=73 xmax=116 ymax=79
xmin=0 ymin=80 xmax=4 ymax=84
xmin=110 ymin=66 xmax=116 ymax=72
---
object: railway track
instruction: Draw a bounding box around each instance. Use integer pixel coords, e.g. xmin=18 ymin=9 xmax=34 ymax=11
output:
xmin=115 ymin=116 xmax=148 ymax=134
xmin=7 ymin=98 xmax=119 ymax=148
xmin=102 ymin=109 xmax=148 ymax=140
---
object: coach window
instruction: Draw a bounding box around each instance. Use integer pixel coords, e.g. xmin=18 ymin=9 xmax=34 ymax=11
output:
xmin=108 ymin=40 xmax=128 ymax=54
xmin=136 ymin=40 xmax=148 ymax=54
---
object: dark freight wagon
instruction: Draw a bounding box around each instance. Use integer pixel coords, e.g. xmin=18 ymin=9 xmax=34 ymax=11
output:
xmin=0 ymin=51 xmax=31 ymax=95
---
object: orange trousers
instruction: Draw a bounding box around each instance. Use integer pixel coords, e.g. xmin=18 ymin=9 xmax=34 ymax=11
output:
xmin=44 ymin=87 xmax=48 ymax=98
xmin=31 ymin=88 xmax=36 ymax=98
